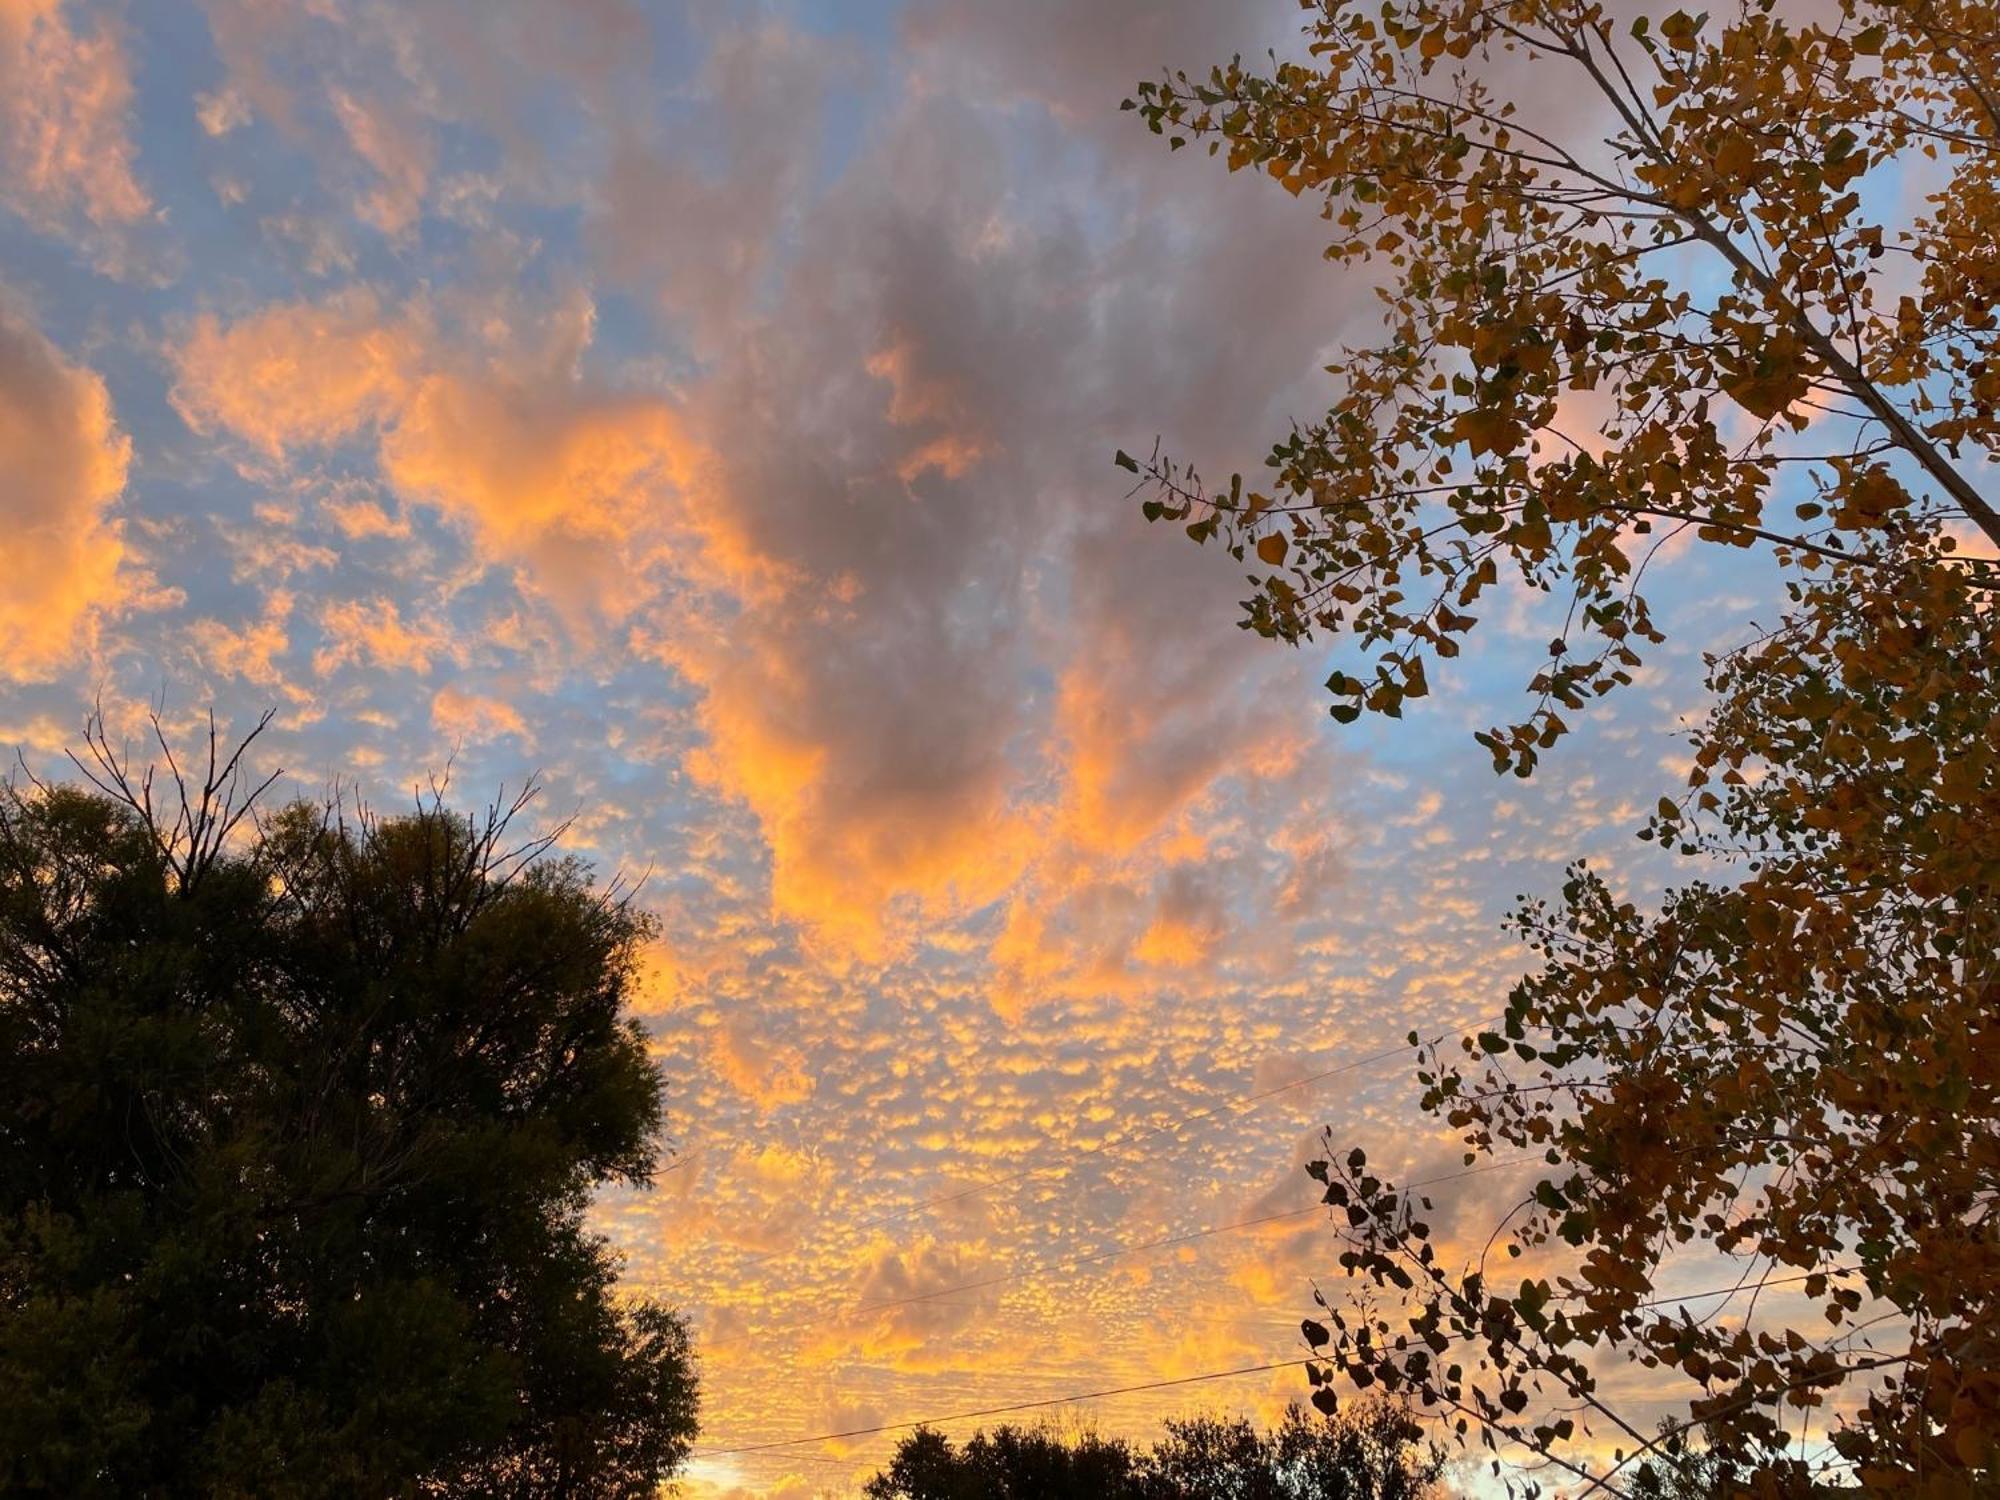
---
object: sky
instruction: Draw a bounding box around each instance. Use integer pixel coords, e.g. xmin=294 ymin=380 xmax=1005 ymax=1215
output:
xmin=0 ymin=2 xmax=1808 ymax=1494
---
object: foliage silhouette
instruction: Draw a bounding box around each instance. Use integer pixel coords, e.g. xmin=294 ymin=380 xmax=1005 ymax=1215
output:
xmin=0 ymin=718 xmax=696 ymax=1496
xmin=862 ymin=1399 xmax=1447 ymax=1499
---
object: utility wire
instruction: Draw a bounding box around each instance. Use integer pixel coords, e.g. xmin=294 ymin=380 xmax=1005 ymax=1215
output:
xmin=692 ymin=1265 xmax=1882 ymax=1461
xmin=690 ymin=1356 xmax=1323 ymax=1458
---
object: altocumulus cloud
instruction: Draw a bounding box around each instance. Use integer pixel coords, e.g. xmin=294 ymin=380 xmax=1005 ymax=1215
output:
xmin=0 ymin=3 xmax=1756 ymax=1490
xmin=0 ymin=299 xmax=155 ymax=680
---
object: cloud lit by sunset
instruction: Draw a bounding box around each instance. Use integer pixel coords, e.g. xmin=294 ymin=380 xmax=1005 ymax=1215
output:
xmin=2 ymin=2 xmax=1885 ymax=1494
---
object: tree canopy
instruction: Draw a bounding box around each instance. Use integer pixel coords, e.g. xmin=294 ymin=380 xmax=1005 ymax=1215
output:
xmin=1129 ymin=1 xmax=1998 ymax=1494
xmin=1125 ymin=0 xmax=2000 ymax=769
xmin=0 ymin=724 xmax=696 ymax=1496
xmin=862 ymin=1400 xmax=1448 ymax=1500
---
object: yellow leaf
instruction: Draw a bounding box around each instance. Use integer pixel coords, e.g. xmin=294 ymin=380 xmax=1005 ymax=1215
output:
xmin=1712 ymin=133 xmax=1755 ymax=181
xmin=1257 ymin=533 xmax=1289 ymax=566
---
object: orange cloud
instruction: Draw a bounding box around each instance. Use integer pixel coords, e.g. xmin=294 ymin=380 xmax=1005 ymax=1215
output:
xmin=171 ymin=288 xmax=423 ymax=458
xmin=329 ymin=85 xmax=433 ymax=236
xmin=430 ymin=683 xmax=530 ymax=746
xmin=654 ymin=618 xmax=1038 ymax=957
xmin=0 ymin=297 xmax=137 ymax=680
xmin=710 ymin=1018 xmax=815 ymax=1111
xmin=379 ymin=371 xmax=695 ymax=626
xmin=171 ymin=288 xmax=705 ymax=629
xmin=866 ymin=335 xmax=990 ymax=481
xmin=321 ymin=493 xmax=409 ymax=540
xmin=187 ymin=588 xmax=300 ymax=695
xmin=825 ymin=1236 xmax=998 ymax=1370
xmin=0 ymin=0 xmax=151 ymax=266
xmin=313 ymin=597 xmax=455 ymax=677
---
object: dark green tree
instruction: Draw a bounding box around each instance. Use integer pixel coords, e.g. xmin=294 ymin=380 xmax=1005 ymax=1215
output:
xmin=0 ymin=717 xmax=696 ymax=1497
xmin=862 ymin=1401 xmax=1447 ymax=1500
xmin=1148 ymin=1401 xmax=1447 ymax=1500
xmin=864 ymin=1422 xmax=1148 ymax=1500
xmin=1626 ymin=1424 xmax=1749 ymax=1500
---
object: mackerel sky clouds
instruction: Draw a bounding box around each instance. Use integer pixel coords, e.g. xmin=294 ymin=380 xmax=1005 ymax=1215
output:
xmin=0 ymin=2 xmax=1785 ymax=1492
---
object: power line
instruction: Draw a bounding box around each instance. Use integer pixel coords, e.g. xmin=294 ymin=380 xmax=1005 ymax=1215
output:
xmin=691 ymin=1266 xmax=1884 ymax=1461
xmin=689 ymin=1356 xmax=1323 ymax=1459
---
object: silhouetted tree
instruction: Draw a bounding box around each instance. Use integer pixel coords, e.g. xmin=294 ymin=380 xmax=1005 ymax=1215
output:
xmin=865 ymin=1422 xmax=1149 ymax=1500
xmin=1627 ymin=1425 xmax=1748 ymax=1500
xmin=1149 ymin=1401 xmax=1447 ymax=1500
xmin=0 ymin=716 xmax=696 ymax=1497
xmin=1626 ymin=1421 xmax=1856 ymax=1500
xmin=863 ymin=1401 xmax=1447 ymax=1499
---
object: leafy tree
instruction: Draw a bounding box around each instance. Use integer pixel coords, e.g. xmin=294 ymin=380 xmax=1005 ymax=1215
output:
xmin=1147 ymin=1400 xmax=1448 ymax=1499
xmin=1124 ymin=0 xmax=2000 ymax=770
xmin=1301 ymin=537 xmax=1991 ymax=1495
xmin=1626 ymin=1422 xmax=1752 ymax=1500
xmin=0 ymin=718 xmax=697 ymax=1497
xmin=1127 ymin=1 xmax=1999 ymax=1494
xmin=863 ymin=1421 xmax=1150 ymax=1500
xmin=862 ymin=1401 xmax=1447 ymax=1499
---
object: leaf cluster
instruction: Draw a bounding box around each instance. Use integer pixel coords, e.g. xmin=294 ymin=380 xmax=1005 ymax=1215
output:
xmin=1298 ymin=537 xmax=1998 ymax=1495
xmin=1125 ymin=0 xmax=2000 ymax=772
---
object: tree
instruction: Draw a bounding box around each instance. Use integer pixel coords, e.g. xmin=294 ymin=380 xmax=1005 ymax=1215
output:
xmin=1124 ymin=0 xmax=2000 ymax=771
xmin=863 ymin=1421 xmax=1150 ymax=1500
xmin=1302 ymin=538 xmax=1992 ymax=1495
xmin=1147 ymin=1401 xmax=1449 ymax=1499
xmin=0 ymin=719 xmax=697 ymax=1496
xmin=861 ymin=1401 xmax=1448 ymax=1499
xmin=1626 ymin=1422 xmax=1752 ymax=1500
xmin=1127 ymin=2 xmax=1999 ymax=1494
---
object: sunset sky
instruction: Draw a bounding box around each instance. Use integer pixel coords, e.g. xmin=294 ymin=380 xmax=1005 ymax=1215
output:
xmin=0 ymin=1 xmax=1802 ymax=1493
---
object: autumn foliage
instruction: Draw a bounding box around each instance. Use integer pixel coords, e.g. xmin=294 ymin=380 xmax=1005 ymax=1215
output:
xmin=1131 ymin=1 xmax=1998 ymax=1494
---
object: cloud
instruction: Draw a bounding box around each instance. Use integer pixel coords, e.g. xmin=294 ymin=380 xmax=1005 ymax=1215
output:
xmin=194 ymin=0 xmax=657 ymax=241
xmin=620 ymin=96 xmax=1072 ymax=953
xmin=171 ymin=286 xmax=703 ymax=630
xmin=313 ymin=597 xmax=454 ymax=677
xmin=905 ymin=0 xmax=1295 ymax=128
xmin=328 ymin=84 xmax=432 ymax=236
xmin=377 ymin=359 xmax=696 ymax=630
xmin=429 ymin=683 xmax=530 ymax=747
xmin=321 ymin=493 xmax=408 ymax=540
xmin=194 ymin=84 xmax=249 ymax=136
xmin=592 ymin=23 xmax=834 ymax=344
xmin=192 ymin=2 xmax=440 ymax=236
xmin=0 ymin=0 xmax=153 ymax=270
xmin=187 ymin=587 xmax=299 ymax=694
xmin=711 ymin=1018 xmax=815 ymax=1111
xmin=162 ymin=20 xmax=1350 ymax=991
xmin=832 ymin=1236 xmax=999 ymax=1370
xmin=0 ymin=296 xmax=138 ymax=680
xmin=171 ymin=288 xmax=423 ymax=458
